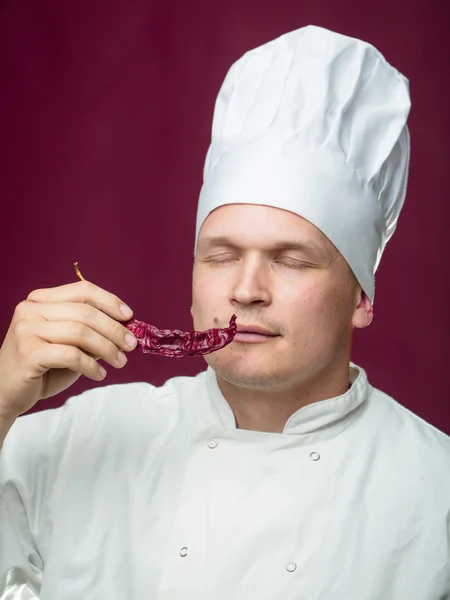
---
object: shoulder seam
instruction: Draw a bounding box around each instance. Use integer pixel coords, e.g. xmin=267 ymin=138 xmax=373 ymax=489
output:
xmin=373 ymin=387 xmax=450 ymax=441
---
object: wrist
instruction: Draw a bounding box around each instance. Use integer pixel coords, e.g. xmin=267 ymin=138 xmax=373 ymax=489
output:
xmin=0 ymin=410 xmax=17 ymax=448
xmin=0 ymin=404 xmax=19 ymax=425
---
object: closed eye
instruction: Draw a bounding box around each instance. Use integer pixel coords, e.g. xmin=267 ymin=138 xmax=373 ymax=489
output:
xmin=204 ymin=257 xmax=313 ymax=270
xmin=206 ymin=257 xmax=237 ymax=264
xmin=275 ymin=259 xmax=312 ymax=269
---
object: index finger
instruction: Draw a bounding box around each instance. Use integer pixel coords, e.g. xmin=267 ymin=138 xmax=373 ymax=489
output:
xmin=27 ymin=281 xmax=133 ymax=321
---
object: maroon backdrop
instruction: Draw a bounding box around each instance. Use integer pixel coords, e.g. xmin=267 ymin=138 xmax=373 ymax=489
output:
xmin=0 ymin=0 xmax=449 ymax=433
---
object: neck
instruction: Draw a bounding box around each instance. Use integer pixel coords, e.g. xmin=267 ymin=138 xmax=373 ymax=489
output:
xmin=215 ymin=361 xmax=351 ymax=434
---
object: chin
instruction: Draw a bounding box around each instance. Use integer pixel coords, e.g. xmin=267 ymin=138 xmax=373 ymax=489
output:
xmin=204 ymin=352 xmax=292 ymax=390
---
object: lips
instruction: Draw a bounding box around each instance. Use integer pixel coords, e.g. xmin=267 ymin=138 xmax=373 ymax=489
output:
xmin=236 ymin=325 xmax=278 ymax=336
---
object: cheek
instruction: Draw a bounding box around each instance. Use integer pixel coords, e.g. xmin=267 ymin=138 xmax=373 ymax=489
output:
xmin=298 ymin=285 xmax=355 ymax=340
xmin=280 ymin=282 xmax=321 ymax=312
xmin=284 ymin=283 xmax=344 ymax=328
xmin=192 ymin=268 xmax=223 ymax=311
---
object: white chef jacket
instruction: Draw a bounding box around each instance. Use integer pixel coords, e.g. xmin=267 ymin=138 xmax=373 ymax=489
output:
xmin=1 ymin=362 xmax=449 ymax=599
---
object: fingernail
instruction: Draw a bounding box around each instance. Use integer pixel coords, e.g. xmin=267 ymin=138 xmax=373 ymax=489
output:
xmin=125 ymin=333 xmax=137 ymax=349
xmin=99 ymin=366 xmax=107 ymax=379
xmin=120 ymin=303 xmax=133 ymax=318
xmin=117 ymin=350 xmax=127 ymax=366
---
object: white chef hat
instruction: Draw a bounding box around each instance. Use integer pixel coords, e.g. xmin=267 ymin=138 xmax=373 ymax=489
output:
xmin=195 ymin=25 xmax=411 ymax=302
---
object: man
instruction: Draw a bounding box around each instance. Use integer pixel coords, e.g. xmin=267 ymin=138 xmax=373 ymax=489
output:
xmin=1 ymin=25 xmax=449 ymax=599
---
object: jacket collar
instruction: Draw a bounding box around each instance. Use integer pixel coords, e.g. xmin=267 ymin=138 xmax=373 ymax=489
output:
xmin=203 ymin=362 xmax=370 ymax=436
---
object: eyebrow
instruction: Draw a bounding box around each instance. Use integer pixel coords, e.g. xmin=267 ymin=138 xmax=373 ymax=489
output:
xmin=197 ymin=235 xmax=334 ymax=261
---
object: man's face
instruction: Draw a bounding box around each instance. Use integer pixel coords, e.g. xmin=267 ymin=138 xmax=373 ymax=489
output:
xmin=192 ymin=204 xmax=361 ymax=390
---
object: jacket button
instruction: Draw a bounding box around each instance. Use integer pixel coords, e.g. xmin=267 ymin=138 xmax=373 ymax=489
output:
xmin=180 ymin=547 xmax=188 ymax=557
xmin=286 ymin=562 xmax=297 ymax=572
xmin=207 ymin=439 xmax=218 ymax=449
xmin=309 ymin=451 xmax=320 ymax=461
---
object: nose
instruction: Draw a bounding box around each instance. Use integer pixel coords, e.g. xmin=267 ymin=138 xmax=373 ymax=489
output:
xmin=230 ymin=255 xmax=271 ymax=307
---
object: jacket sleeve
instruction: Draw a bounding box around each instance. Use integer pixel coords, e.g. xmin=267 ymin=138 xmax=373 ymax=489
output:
xmin=0 ymin=400 xmax=77 ymax=597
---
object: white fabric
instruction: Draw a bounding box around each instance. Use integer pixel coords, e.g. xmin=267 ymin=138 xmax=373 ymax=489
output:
xmin=1 ymin=365 xmax=449 ymax=598
xmin=195 ymin=26 xmax=411 ymax=301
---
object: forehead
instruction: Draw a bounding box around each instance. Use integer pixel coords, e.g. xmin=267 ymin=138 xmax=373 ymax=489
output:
xmin=197 ymin=204 xmax=334 ymax=253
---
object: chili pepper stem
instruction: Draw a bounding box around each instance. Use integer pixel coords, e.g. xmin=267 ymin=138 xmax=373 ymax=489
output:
xmin=74 ymin=262 xmax=85 ymax=281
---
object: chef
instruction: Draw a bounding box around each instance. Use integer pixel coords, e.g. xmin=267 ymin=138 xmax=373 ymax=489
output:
xmin=1 ymin=25 xmax=449 ymax=599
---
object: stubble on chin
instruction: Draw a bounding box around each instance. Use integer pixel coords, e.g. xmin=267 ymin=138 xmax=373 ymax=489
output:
xmin=204 ymin=352 xmax=290 ymax=390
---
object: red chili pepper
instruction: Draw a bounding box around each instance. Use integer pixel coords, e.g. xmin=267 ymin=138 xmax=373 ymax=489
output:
xmin=125 ymin=314 xmax=237 ymax=357
xmin=73 ymin=263 xmax=237 ymax=358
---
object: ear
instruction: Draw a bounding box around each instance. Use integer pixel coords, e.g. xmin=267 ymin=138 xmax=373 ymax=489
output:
xmin=352 ymin=290 xmax=373 ymax=329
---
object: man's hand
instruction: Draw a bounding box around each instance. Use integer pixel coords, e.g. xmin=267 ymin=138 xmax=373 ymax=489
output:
xmin=0 ymin=280 xmax=138 ymax=424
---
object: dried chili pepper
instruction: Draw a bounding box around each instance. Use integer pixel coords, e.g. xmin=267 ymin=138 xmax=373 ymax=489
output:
xmin=126 ymin=315 xmax=237 ymax=357
xmin=74 ymin=263 xmax=237 ymax=357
